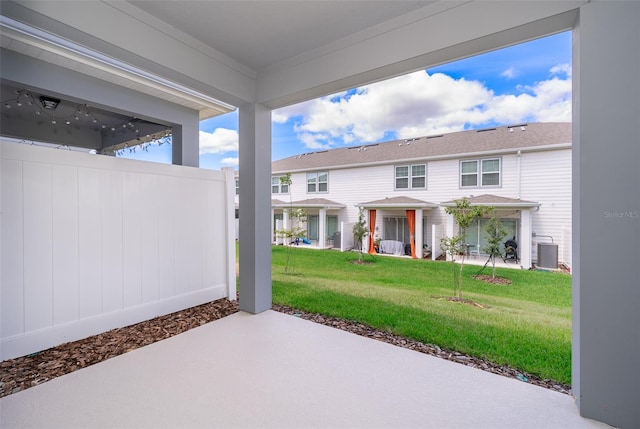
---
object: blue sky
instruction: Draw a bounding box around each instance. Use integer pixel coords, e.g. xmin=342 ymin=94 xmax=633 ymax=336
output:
xmin=123 ymin=31 xmax=571 ymax=170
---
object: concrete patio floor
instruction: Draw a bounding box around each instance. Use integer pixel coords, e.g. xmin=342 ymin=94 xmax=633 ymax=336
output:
xmin=0 ymin=310 xmax=607 ymax=429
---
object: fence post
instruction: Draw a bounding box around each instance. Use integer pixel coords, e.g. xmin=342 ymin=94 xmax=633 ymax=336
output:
xmin=222 ymin=167 xmax=237 ymax=301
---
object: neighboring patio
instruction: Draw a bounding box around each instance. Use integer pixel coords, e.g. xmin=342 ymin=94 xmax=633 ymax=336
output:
xmin=0 ymin=310 xmax=609 ymax=429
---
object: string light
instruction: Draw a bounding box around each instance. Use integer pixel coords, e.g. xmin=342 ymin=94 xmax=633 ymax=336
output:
xmin=2 ymin=87 xmax=173 ymax=153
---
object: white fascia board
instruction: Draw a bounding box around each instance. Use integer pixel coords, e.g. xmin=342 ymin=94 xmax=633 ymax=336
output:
xmin=257 ymin=1 xmax=582 ymax=108
xmin=0 ymin=16 xmax=236 ymax=114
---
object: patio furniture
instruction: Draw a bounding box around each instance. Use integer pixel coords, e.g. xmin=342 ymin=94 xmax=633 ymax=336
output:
xmin=379 ymin=240 xmax=405 ymax=256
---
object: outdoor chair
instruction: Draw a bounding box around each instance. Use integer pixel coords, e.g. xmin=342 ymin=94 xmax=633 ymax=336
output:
xmin=503 ymin=239 xmax=519 ymax=263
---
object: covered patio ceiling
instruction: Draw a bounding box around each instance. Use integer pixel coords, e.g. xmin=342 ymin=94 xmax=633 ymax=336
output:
xmin=0 ymin=1 xmax=581 ymax=110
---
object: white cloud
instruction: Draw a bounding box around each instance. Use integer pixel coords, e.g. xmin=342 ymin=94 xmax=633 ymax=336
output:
xmin=220 ymin=157 xmax=239 ymax=167
xmin=501 ymin=66 xmax=517 ymax=79
xmin=282 ymin=65 xmax=572 ymax=150
xmin=199 ymin=128 xmax=238 ymax=154
xmin=550 ymin=63 xmax=572 ymax=78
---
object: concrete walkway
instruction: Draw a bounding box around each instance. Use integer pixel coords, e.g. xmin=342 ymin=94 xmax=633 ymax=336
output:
xmin=1 ymin=310 xmax=608 ymax=428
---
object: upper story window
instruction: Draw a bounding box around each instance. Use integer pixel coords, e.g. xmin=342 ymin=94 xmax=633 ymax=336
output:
xmin=460 ymin=158 xmax=501 ymax=188
xmin=271 ymin=176 xmax=289 ymax=194
xmin=307 ymin=172 xmax=328 ymax=193
xmin=395 ymin=164 xmax=426 ymax=190
xmin=235 ymin=179 xmax=239 ymax=195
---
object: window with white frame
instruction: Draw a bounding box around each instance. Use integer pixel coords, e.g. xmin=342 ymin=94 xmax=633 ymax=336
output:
xmin=460 ymin=158 xmax=501 ymax=187
xmin=307 ymin=172 xmax=328 ymax=193
xmin=271 ymin=176 xmax=289 ymax=194
xmin=235 ymin=179 xmax=239 ymax=195
xmin=395 ymin=164 xmax=426 ymax=189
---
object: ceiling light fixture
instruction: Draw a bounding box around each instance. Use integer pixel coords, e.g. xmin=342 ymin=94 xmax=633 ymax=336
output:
xmin=40 ymin=96 xmax=60 ymax=110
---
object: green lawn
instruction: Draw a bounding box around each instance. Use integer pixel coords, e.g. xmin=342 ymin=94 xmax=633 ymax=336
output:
xmin=271 ymin=246 xmax=572 ymax=385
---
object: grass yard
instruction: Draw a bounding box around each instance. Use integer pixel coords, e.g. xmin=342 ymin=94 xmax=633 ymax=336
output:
xmin=271 ymin=246 xmax=572 ymax=385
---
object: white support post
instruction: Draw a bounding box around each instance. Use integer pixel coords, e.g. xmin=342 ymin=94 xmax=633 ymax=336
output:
xmin=319 ymin=208 xmax=327 ymax=248
xmin=270 ymin=208 xmax=275 ymax=243
xmin=283 ymin=210 xmax=290 ymax=245
xmin=445 ymin=213 xmax=455 ymax=261
xmin=520 ymin=209 xmax=532 ymax=269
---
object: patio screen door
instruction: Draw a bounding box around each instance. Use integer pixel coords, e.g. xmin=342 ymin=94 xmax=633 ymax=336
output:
xmin=463 ymin=219 xmax=517 ymax=254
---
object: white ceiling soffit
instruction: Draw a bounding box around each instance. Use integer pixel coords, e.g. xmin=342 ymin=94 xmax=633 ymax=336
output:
xmin=0 ymin=16 xmax=236 ymax=120
xmin=127 ymin=1 xmax=438 ymax=72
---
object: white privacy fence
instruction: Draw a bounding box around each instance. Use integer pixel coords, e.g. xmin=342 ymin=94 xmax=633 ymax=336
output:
xmin=340 ymin=221 xmax=355 ymax=251
xmin=431 ymin=223 xmax=445 ymax=261
xmin=0 ymin=141 xmax=236 ymax=360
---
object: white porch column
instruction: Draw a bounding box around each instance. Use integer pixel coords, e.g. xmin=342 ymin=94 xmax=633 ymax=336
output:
xmin=445 ymin=213 xmax=455 ymax=261
xmin=573 ymin=3 xmax=640 ymax=427
xmin=415 ymin=209 xmax=423 ymax=259
xmin=519 ymin=209 xmax=532 ymax=269
xmin=238 ymin=103 xmax=271 ymax=314
xmin=283 ymin=210 xmax=290 ymax=244
xmin=270 ymin=208 xmax=275 ymax=243
xmin=319 ymin=208 xmax=327 ymax=248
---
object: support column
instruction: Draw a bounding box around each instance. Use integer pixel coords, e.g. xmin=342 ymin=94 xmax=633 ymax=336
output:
xmin=238 ymin=103 xmax=272 ymax=314
xmin=171 ymin=120 xmax=200 ymax=167
xmin=319 ymin=208 xmax=327 ymax=248
xmin=416 ymin=209 xmax=423 ymax=259
xmin=270 ymin=208 xmax=275 ymax=243
xmin=283 ymin=210 xmax=290 ymax=244
xmin=573 ymin=3 xmax=640 ymax=427
xmin=519 ymin=209 xmax=532 ymax=269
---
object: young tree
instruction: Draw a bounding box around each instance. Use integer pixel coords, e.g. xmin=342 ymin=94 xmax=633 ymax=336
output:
xmin=439 ymin=235 xmax=464 ymax=296
xmin=482 ymin=212 xmax=508 ymax=279
xmin=274 ymin=174 xmax=307 ymax=274
xmin=352 ymin=208 xmax=369 ymax=262
xmin=442 ymin=197 xmax=491 ymax=299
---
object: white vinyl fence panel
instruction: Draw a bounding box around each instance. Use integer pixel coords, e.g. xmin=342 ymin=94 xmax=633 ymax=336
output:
xmin=0 ymin=141 xmax=235 ymax=360
xmin=340 ymin=221 xmax=355 ymax=252
xmin=431 ymin=223 xmax=445 ymax=261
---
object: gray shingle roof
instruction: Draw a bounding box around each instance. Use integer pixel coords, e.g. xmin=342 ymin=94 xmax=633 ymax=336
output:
xmin=272 ymin=198 xmax=345 ymax=208
xmin=358 ymin=196 xmax=438 ymax=208
xmin=441 ymin=194 xmax=539 ymax=207
xmin=272 ymin=122 xmax=571 ymax=173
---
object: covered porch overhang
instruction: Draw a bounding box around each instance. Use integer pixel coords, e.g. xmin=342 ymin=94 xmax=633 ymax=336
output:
xmin=272 ymin=198 xmax=346 ymax=248
xmin=441 ymin=195 xmax=540 ymax=269
xmin=357 ymin=196 xmax=438 ymax=259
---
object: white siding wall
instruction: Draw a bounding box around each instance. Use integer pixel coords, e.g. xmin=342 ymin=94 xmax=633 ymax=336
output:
xmin=1 ymin=141 xmax=235 ymax=360
xmin=277 ymin=147 xmax=571 ymax=264
xmin=520 ymin=149 xmax=572 ymax=266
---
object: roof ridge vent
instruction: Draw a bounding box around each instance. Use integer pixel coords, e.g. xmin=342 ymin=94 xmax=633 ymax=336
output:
xmin=476 ymin=127 xmax=496 ymax=133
